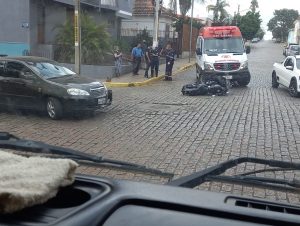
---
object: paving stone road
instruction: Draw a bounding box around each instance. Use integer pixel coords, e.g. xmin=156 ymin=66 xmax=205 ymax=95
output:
xmin=2 ymin=41 xmax=300 ymax=204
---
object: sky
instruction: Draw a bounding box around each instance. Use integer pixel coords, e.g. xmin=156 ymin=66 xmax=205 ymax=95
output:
xmin=167 ymin=0 xmax=300 ymax=39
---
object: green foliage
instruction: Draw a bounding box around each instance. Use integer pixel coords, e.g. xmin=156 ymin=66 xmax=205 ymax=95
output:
xmin=250 ymin=0 xmax=259 ymax=13
xmin=130 ymin=29 xmax=152 ymax=48
xmin=267 ymin=9 xmax=299 ymax=41
xmin=54 ymin=12 xmax=111 ymax=65
xmin=256 ymin=28 xmax=265 ymax=40
xmin=178 ymin=0 xmax=192 ymax=17
xmin=112 ymin=39 xmax=131 ymax=54
xmin=235 ymin=11 xmax=262 ymax=40
xmin=207 ymin=0 xmax=230 ymax=24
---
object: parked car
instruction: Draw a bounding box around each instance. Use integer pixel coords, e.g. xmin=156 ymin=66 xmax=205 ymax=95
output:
xmin=283 ymin=43 xmax=298 ymax=56
xmin=0 ymin=56 xmax=112 ymax=119
xmin=272 ymin=55 xmax=300 ymax=97
xmin=251 ymin=38 xmax=260 ymax=43
xmin=286 ymin=45 xmax=300 ymax=56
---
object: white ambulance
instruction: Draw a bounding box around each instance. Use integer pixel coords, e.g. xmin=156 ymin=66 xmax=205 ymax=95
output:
xmin=195 ymin=26 xmax=251 ymax=86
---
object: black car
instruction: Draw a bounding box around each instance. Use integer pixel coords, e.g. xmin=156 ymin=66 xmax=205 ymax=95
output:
xmin=0 ymin=56 xmax=112 ymax=119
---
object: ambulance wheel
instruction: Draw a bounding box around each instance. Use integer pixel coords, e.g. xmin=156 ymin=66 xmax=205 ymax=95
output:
xmin=237 ymin=73 xmax=251 ymax=87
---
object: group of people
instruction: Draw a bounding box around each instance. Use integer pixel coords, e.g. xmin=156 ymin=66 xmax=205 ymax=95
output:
xmin=113 ymin=40 xmax=176 ymax=79
xmin=131 ymin=40 xmax=176 ymax=78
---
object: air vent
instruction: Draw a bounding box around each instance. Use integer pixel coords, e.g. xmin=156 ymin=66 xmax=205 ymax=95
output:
xmin=226 ymin=197 xmax=300 ymax=215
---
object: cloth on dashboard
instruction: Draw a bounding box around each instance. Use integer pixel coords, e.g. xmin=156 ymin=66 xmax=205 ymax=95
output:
xmin=0 ymin=151 xmax=78 ymax=214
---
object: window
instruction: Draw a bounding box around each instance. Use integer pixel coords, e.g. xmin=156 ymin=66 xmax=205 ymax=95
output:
xmin=5 ymin=62 xmax=29 ymax=78
xmin=0 ymin=61 xmax=5 ymax=76
xmin=296 ymin=59 xmax=300 ymax=69
xmin=284 ymin=58 xmax=294 ymax=67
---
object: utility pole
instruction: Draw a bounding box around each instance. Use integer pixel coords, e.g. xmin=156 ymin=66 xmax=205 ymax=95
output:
xmin=153 ymin=0 xmax=160 ymax=45
xmin=74 ymin=0 xmax=81 ymax=74
xmin=189 ymin=0 xmax=194 ymax=63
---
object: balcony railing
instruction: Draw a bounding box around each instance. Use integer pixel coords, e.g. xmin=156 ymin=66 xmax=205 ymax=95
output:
xmin=81 ymin=0 xmax=100 ymax=7
xmin=53 ymin=0 xmax=117 ymax=9
xmin=100 ymin=0 xmax=117 ymax=9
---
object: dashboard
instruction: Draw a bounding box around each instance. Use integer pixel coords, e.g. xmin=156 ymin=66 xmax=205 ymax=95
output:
xmin=1 ymin=174 xmax=300 ymax=226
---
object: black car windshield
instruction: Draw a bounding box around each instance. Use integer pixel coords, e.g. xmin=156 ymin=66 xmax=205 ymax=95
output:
xmin=204 ymin=37 xmax=244 ymax=54
xmin=26 ymin=61 xmax=76 ymax=78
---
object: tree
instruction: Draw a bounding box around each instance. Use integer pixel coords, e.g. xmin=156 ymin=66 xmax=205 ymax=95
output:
xmin=250 ymin=0 xmax=258 ymax=13
xmin=267 ymin=9 xmax=299 ymax=42
xmin=130 ymin=29 xmax=152 ymax=48
xmin=207 ymin=0 xmax=230 ymax=24
xmin=256 ymin=28 xmax=265 ymax=40
xmin=238 ymin=11 xmax=262 ymax=40
xmin=168 ymin=0 xmax=205 ymax=17
xmin=168 ymin=0 xmax=205 ymax=55
xmin=54 ymin=12 xmax=111 ymax=64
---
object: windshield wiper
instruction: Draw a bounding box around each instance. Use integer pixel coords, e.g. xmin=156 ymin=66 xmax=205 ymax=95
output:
xmin=0 ymin=132 xmax=174 ymax=179
xmin=207 ymin=175 xmax=300 ymax=192
xmin=167 ymin=157 xmax=300 ymax=191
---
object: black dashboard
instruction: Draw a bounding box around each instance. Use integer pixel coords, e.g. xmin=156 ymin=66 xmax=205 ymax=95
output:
xmin=1 ymin=174 xmax=300 ymax=226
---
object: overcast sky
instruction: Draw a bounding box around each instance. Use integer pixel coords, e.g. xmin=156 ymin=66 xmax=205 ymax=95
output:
xmin=181 ymin=0 xmax=300 ymax=39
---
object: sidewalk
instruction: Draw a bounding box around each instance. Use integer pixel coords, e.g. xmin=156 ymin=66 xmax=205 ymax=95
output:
xmin=102 ymin=57 xmax=196 ymax=87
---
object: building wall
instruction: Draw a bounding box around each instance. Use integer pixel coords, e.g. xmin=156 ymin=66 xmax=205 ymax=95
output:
xmin=0 ymin=0 xmax=30 ymax=55
xmin=121 ymin=16 xmax=174 ymax=38
xmin=181 ymin=23 xmax=199 ymax=56
xmin=294 ymin=20 xmax=300 ymax=44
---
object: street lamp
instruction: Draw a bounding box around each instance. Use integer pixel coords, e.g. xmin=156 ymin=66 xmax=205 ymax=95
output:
xmin=74 ymin=0 xmax=81 ymax=74
xmin=189 ymin=0 xmax=194 ymax=63
xmin=153 ymin=0 xmax=160 ymax=45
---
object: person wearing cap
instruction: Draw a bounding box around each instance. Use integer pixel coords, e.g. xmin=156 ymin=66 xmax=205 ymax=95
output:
xmin=161 ymin=43 xmax=176 ymax=77
xmin=149 ymin=41 xmax=160 ymax=77
xmin=141 ymin=40 xmax=148 ymax=70
xmin=144 ymin=44 xmax=152 ymax=78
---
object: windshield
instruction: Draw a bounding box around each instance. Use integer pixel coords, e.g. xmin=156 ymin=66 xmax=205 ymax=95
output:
xmin=27 ymin=62 xmax=76 ymax=78
xmin=297 ymin=59 xmax=300 ymax=68
xmin=204 ymin=37 xmax=244 ymax=54
xmin=290 ymin=46 xmax=300 ymax=51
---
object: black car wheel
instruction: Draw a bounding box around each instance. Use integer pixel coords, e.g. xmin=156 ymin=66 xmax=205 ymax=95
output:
xmin=46 ymin=97 xmax=63 ymax=119
xmin=289 ymin=79 xmax=300 ymax=97
xmin=272 ymin=72 xmax=279 ymax=88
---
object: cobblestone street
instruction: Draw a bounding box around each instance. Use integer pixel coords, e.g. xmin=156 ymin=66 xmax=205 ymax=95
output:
xmin=2 ymin=41 xmax=300 ymax=204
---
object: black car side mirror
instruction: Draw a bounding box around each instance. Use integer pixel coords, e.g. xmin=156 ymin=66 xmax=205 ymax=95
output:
xmin=246 ymin=46 xmax=251 ymax=54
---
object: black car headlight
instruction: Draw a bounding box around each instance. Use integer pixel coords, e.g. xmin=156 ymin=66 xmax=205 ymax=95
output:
xmin=67 ymin=88 xmax=90 ymax=96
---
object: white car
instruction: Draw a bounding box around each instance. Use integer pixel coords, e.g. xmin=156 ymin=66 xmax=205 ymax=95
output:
xmin=272 ymin=55 xmax=300 ymax=97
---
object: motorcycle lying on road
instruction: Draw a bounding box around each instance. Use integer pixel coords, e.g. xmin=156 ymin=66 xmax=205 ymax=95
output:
xmin=182 ymin=74 xmax=232 ymax=96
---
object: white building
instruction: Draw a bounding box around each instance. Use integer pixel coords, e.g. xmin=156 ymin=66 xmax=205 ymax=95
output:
xmin=121 ymin=0 xmax=176 ymax=40
xmin=294 ymin=18 xmax=300 ymax=44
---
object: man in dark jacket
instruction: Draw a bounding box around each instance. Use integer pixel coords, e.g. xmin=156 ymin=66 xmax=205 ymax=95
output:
xmin=149 ymin=42 xmax=160 ymax=77
xmin=162 ymin=43 xmax=176 ymax=77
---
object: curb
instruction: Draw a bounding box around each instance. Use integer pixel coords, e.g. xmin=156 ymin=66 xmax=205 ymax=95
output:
xmin=104 ymin=62 xmax=195 ymax=88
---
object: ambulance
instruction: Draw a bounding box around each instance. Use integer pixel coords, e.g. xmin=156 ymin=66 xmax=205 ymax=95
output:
xmin=195 ymin=26 xmax=251 ymax=86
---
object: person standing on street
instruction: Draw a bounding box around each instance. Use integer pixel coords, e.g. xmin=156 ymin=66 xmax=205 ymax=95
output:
xmin=114 ymin=48 xmax=122 ymax=77
xmin=141 ymin=40 xmax=148 ymax=69
xmin=131 ymin=43 xmax=143 ymax=75
xmin=150 ymin=41 xmax=160 ymax=77
xmin=144 ymin=45 xmax=152 ymax=78
xmin=162 ymin=43 xmax=176 ymax=77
